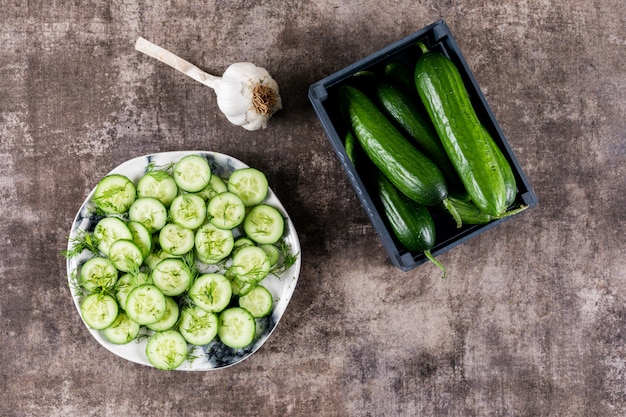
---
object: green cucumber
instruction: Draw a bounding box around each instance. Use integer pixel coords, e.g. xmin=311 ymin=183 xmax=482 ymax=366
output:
xmin=384 ymin=61 xmax=416 ymax=94
xmin=376 ymin=172 xmax=446 ymax=278
xmin=375 ymin=81 xmax=467 ymax=198
xmin=344 ymin=131 xmax=357 ymax=164
xmin=339 ymin=86 xmax=446 ymax=206
xmin=414 ymin=42 xmax=507 ymax=217
xmin=482 ymin=124 xmax=517 ymax=207
xmin=339 ymin=85 xmax=461 ymax=226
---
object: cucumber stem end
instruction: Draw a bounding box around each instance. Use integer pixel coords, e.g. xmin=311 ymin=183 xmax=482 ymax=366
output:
xmin=424 ymin=250 xmax=447 ymax=279
xmin=442 ymin=197 xmax=463 ymax=228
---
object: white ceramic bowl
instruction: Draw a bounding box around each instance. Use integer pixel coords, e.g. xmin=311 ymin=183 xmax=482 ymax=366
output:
xmin=66 ymin=151 xmax=301 ymax=370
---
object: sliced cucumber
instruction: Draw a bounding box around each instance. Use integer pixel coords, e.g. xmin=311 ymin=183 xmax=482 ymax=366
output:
xmin=79 ymin=256 xmax=118 ymax=292
xmin=136 ymin=170 xmax=179 ymax=207
xmin=229 ymin=275 xmax=257 ymax=297
xmin=146 ymin=296 xmax=180 ymax=332
xmin=259 ymin=244 xmax=280 ymax=267
xmin=93 ymin=174 xmax=136 ymax=214
xmin=103 ymin=311 xmax=140 ymax=344
xmin=207 ymin=191 xmax=246 ymax=229
xmin=188 ymin=273 xmax=232 ymax=313
xmin=227 ymin=167 xmax=268 ymax=206
xmin=194 ymin=223 xmax=234 ymax=264
xmin=143 ymin=250 xmax=179 ymax=271
xmin=128 ymin=197 xmax=168 ymax=233
xmin=218 ymin=307 xmax=256 ymax=349
xmin=173 ymin=154 xmax=211 ymax=192
xmin=151 ymin=258 xmax=193 ymax=296
xmin=108 ymin=239 xmax=144 ymax=273
xmin=169 ymin=194 xmax=207 ymax=230
xmin=127 ymin=221 xmax=153 ymax=259
xmin=238 ymin=285 xmax=273 ymax=318
xmin=115 ymin=272 xmax=151 ymax=309
xmin=178 ymin=305 xmax=219 ymax=346
xmin=194 ymin=174 xmax=228 ymax=201
xmin=233 ymin=237 xmax=255 ymax=252
xmin=243 ymin=204 xmax=285 ymax=244
xmin=125 ymin=284 xmax=167 ymax=325
xmin=230 ymin=245 xmax=270 ymax=283
xmin=80 ymin=293 xmax=119 ymax=330
xmin=158 ymin=223 xmax=195 ymax=256
xmin=93 ymin=217 xmax=132 ymax=256
xmin=145 ymin=330 xmax=189 ymax=370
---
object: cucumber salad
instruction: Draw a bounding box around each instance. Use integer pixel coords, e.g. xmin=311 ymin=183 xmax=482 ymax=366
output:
xmin=65 ymin=152 xmax=301 ymax=370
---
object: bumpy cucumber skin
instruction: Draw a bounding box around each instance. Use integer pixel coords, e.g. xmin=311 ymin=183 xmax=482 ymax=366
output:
xmin=376 ymin=173 xmax=435 ymax=252
xmin=414 ymin=49 xmax=507 ymax=217
xmin=375 ymin=81 xmax=467 ymax=198
xmin=339 ymin=85 xmax=448 ymax=207
xmin=482 ymin=124 xmax=517 ymax=207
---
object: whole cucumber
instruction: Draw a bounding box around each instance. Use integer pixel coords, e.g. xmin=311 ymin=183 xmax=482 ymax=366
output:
xmin=338 ymin=85 xmax=448 ymax=207
xmin=414 ymin=43 xmax=507 ymax=217
xmin=375 ymin=81 xmax=468 ymax=199
xmin=376 ymin=172 xmax=446 ymax=277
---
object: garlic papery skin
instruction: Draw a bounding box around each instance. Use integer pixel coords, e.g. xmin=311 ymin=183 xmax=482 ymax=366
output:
xmin=216 ymin=62 xmax=282 ymax=131
xmin=135 ymin=37 xmax=282 ymax=131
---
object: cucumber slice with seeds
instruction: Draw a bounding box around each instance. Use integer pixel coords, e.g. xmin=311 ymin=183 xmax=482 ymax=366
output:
xmin=115 ymin=272 xmax=151 ymax=309
xmin=128 ymin=197 xmax=168 ymax=233
xmin=93 ymin=174 xmax=136 ymax=214
xmin=188 ymin=273 xmax=232 ymax=313
xmin=146 ymin=330 xmax=188 ymax=370
xmin=194 ymin=174 xmax=228 ymax=201
xmin=93 ymin=217 xmax=132 ymax=256
xmin=136 ymin=170 xmax=178 ymax=207
xmin=108 ymin=239 xmax=144 ymax=273
xmin=169 ymin=194 xmax=207 ymax=230
xmin=80 ymin=293 xmax=119 ymax=330
xmin=146 ymin=296 xmax=180 ymax=332
xmin=218 ymin=307 xmax=256 ymax=349
xmin=238 ymin=285 xmax=273 ymax=318
xmin=259 ymin=244 xmax=280 ymax=267
xmin=79 ymin=256 xmax=118 ymax=292
xmin=143 ymin=250 xmax=179 ymax=271
xmin=243 ymin=204 xmax=285 ymax=244
xmin=230 ymin=245 xmax=271 ymax=283
xmin=158 ymin=223 xmax=195 ymax=256
xmin=103 ymin=312 xmax=140 ymax=344
xmin=227 ymin=167 xmax=268 ymax=206
xmin=151 ymin=258 xmax=193 ymax=296
xmin=194 ymin=223 xmax=234 ymax=264
xmin=127 ymin=221 xmax=153 ymax=259
xmin=207 ymin=191 xmax=246 ymax=229
xmin=179 ymin=305 xmax=219 ymax=346
xmin=125 ymin=284 xmax=167 ymax=325
xmin=173 ymin=154 xmax=211 ymax=192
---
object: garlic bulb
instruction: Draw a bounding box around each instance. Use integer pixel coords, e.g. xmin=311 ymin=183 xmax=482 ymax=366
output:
xmin=215 ymin=62 xmax=282 ymax=131
xmin=135 ymin=37 xmax=282 ymax=131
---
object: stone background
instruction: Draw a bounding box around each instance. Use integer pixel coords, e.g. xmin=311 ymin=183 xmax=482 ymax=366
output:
xmin=1 ymin=1 xmax=625 ymax=416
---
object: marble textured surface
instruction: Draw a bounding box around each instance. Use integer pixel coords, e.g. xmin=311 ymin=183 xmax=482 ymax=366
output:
xmin=1 ymin=1 xmax=625 ymax=416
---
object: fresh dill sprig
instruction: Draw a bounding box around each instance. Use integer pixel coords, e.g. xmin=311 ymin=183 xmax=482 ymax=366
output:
xmin=62 ymin=230 xmax=100 ymax=259
xmin=270 ymin=240 xmax=299 ymax=277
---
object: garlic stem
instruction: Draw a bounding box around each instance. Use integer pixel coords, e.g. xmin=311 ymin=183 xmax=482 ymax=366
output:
xmin=135 ymin=37 xmax=220 ymax=90
xmin=135 ymin=36 xmax=282 ymax=131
